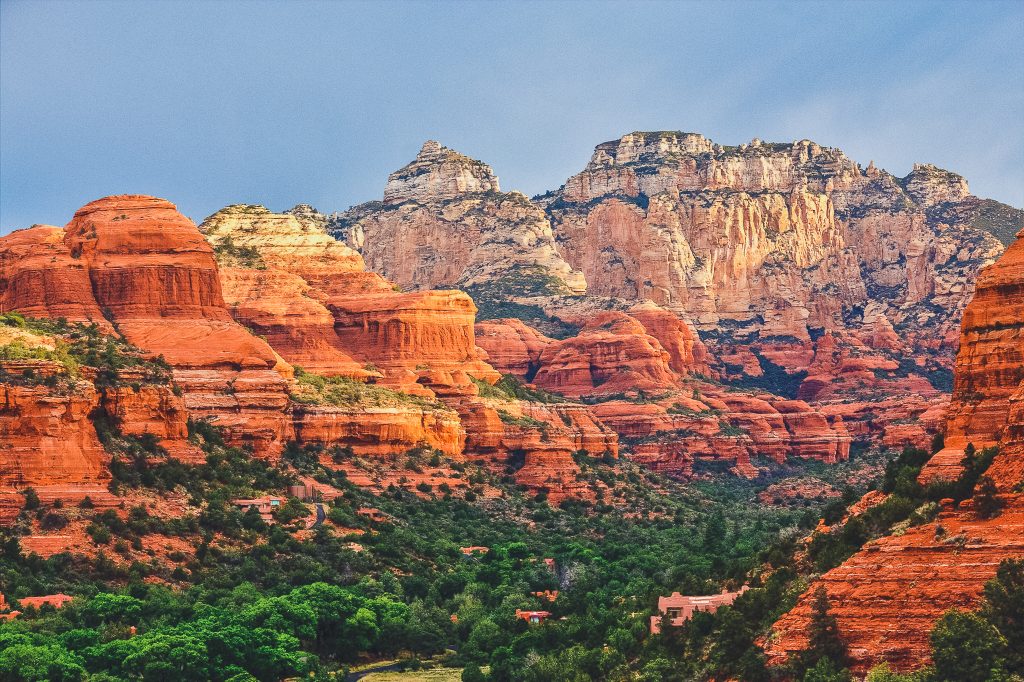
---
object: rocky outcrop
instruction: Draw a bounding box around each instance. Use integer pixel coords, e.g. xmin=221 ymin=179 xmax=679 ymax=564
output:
xmin=0 ymin=196 xmax=295 ymax=455
xmin=293 ymin=404 xmax=464 ymax=458
xmin=383 ymin=140 xmax=500 ymax=204
xmin=457 ymin=399 xmax=618 ymax=504
xmin=543 ymin=132 xmax=1005 ymax=350
xmin=0 ymin=225 xmax=113 ymax=332
xmin=941 ymin=228 xmax=1024 ymax=459
xmin=0 ymin=349 xmax=198 ymax=518
xmin=766 ymin=498 xmax=1024 ymax=672
xmin=475 ymin=318 xmax=553 ymax=379
xmin=594 ymin=386 xmax=851 ymax=479
xmin=533 ymin=312 xmax=680 ymax=397
xmin=767 ymin=228 xmax=1024 ymax=673
xmin=330 ymin=142 xmax=586 ymax=294
xmin=0 ymin=362 xmax=109 ymax=490
xmin=202 ymin=205 xmax=500 ymax=396
xmin=329 ymin=290 xmax=499 ymax=391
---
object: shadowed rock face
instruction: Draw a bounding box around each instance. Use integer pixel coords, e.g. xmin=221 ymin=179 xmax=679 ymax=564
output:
xmin=766 ymin=228 xmax=1024 ymax=674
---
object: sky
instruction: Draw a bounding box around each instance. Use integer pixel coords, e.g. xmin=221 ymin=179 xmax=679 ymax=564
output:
xmin=1 ymin=0 xmax=1022 ymax=232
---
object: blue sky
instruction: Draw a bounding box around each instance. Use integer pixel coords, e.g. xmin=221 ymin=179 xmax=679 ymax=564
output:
xmin=1 ymin=0 xmax=1022 ymax=232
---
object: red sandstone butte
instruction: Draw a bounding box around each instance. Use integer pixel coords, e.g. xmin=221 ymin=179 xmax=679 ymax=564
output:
xmin=1 ymin=196 xmax=296 ymax=454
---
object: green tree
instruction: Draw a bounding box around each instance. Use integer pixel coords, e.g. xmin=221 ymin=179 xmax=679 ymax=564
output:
xmin=803 ymin=587 xmax=847 ymax=671
xmin=0 ymin=644 xmax=85 ymax=682
xmin=930 ymin=609 xmax=1007 ymax=682
xmin=803 ymin=657 xmax=852 ymax=682
xmin=983 ymin=559 xmax=1024 ymax=674
xmin=21 ymin=487 xmax=40 ymax=511
xmin=462 ymin=663 xmax=487 ymax=682
xmin=973 ymin=476 xmax=1003 ymax=519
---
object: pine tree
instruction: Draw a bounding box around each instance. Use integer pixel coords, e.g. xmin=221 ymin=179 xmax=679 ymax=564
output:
xmin=804 ymin=586 xmax=848 ymax=670
xmin=973 ymin=475 xmax=1003 ymax=519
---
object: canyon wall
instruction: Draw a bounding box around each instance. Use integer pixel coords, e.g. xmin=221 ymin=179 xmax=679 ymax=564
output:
xmin=330 ymin=141 xmax=586 ymax=294
xmin=766 ymin=227 xmax=1024 ymax=673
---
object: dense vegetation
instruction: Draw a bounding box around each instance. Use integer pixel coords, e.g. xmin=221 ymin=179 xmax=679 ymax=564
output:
xmin=0 ymin=409 xmax=877 ymax=681
xmin=1 ymin=314 xmax=1019 ymax=681
xmin=0 ymin=313 xmax=173 ymax=390
xmin=291 ymin=368 xmax=453 ymax=413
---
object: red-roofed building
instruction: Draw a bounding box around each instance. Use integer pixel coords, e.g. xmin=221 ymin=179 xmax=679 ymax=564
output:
xmin=516 ymin=609 xmax=552 ymax=624
xmin=19 ymin=593 xmax=74 ymax=610
xmin=650 ymin=587 xmax=749 ymax=634
xmin=532 ymin=590 xmax=559 ymax=602
xmin=232 ymin=497 xmax=284 ymax=523
xmin=460 ymin=546 xmax=489 ymax=556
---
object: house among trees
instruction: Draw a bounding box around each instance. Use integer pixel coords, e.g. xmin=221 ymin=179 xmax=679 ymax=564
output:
xmin=1 ymin=593 xmax=76 ymax=618
xmin=532 ymin=590 xmax=559 ymax=602
xmin=232 ymin=497 xmax=284 ymax=523
xmin=650 ymin=587 xmax=749 ymax=634
xmin=460 ymin=546 xmax=489 ymax=556
xmin=356 ymin=507 xmax=388 ymax=523
xmin=515 ymin=609 xmax=552 ymax=625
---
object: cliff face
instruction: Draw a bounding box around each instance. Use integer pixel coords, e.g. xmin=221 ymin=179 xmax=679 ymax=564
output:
xmin=1 ymin=196 xmax=295 ymax=455
xmin=766 ymin=228 xmax=1024 ymax=673
xmin=201 ymin=204 xmax=500 ymax=395
xmin=330 ymin=141 xmax=586 ymax=294
xmin=0 ymin=319 xmax=199 ymax=520
xmin=543 ymin=133 xmax=1008 ymax=348
xmin=328 ymin=133 xmax=1019 ymax=457
xmin=198 ymin=204 xmax=613 ymax=500
xmin=476 ymin=312 xmax=850 ymax=478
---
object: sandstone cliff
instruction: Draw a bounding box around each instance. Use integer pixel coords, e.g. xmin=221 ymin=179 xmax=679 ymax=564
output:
xmin=766 ymin=227 xmax=1024 ymax=673
xmin=198 ymin=203 xmax=615 ymax=501
xmin=542 ymin=132 xmax=1009 ymax=349
xmin=1 ymin=196 xmax=295 ymax=454
xmin=330 ymin=141 xmax=586 ymax=295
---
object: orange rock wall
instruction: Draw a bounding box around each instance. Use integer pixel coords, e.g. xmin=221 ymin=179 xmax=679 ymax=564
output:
xmin=767 ymin=228 xmax=1024 ymax=672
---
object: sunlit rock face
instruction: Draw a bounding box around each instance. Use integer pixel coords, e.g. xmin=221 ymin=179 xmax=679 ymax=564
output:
xmin=767 ymin=228 xmax=1024 ymax=674
xmin=1 ymin=195 xmax=295 ymax=455
xmin=542 ymin=132 xmax=1009 ymax=348
xmin=329 ymin=141 xmax=586 ymax=295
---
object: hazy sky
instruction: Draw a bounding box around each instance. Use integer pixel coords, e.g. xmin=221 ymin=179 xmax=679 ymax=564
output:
xmin=2 ymin=0 xmax=1022 ymax=232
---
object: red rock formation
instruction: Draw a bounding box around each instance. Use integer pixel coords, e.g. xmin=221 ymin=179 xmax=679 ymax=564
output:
xmin=0 ymin=225 xmax=112 ymax=331
xmin=0 ymin=357 xmax=197 ymax=518
xmin=293 ymin=405 xmax=464 ymax=458
xmin=101 ymin=371 xmax=202 ymax=462
xmin=590 ymin=383 xmax=850 ymax=479
xmin=627 ymin=304 xmax=711 ymax=376
xmin=0 ymin=362 xmax=109 ymax=490
xmin=0 ymin=196 xmax=296 ymax=455
xmin=532 ymin=312 xmax=679 ymax=397
xmin=475 ymin=318 xmax=553 ymax=379
xmin=458 ymin=399 xmax=618 ymax=504
xmin=329 ymin=290 xmax=499 ymax=388
xmin=767 ymin=228 xmax=1024 ymax=673
xmin=942 ymin=229 xmax=1024 ymax=456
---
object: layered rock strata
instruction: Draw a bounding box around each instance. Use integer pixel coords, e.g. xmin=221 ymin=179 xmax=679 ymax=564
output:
xmin=766 ymin=228 xmax=1024 ymax=672
xmin=330 ymin=141 xmax=586 ymax=294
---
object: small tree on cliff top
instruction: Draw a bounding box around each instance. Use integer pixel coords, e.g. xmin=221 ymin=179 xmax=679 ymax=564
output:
xmin=802 ymin=586 xmax=848 ymax=671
